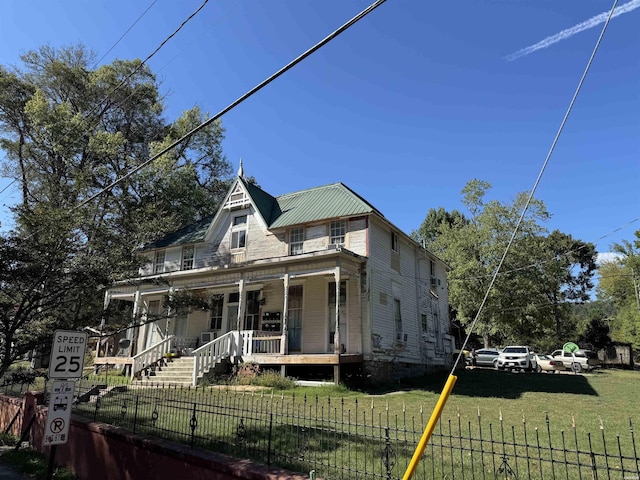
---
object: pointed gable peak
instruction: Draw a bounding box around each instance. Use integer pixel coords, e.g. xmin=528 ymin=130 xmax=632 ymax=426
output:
xmin=237 ymin=158 xmax=245 ymax=179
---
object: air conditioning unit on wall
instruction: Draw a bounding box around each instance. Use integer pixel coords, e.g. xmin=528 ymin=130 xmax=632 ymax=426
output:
xmin=200 ymin=332 xmax=217 ymax=344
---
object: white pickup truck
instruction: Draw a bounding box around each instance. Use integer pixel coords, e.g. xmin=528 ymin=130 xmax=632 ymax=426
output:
xmin=496 ymin=346 xmax=537 ymax=372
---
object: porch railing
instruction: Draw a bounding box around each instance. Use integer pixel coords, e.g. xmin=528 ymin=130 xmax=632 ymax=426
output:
xmin=192 ymin=331 xmax=238 ymax=386
xmin=130 ymin=335 xmax=175 ymax=380
xmin=240 ymin=331 xmax=283 ymax=356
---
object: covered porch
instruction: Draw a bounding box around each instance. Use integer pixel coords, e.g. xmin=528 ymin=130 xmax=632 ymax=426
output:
xmin=101 ymin=249 xmax=367 ymax=384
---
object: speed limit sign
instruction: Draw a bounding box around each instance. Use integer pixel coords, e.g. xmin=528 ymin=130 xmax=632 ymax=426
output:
xmin=48 ymin=330 xmax=88 ymax=379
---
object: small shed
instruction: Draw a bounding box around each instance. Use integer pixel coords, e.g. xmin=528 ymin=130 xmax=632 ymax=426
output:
xmin=598 ymin=342 xmax=634 ymax=368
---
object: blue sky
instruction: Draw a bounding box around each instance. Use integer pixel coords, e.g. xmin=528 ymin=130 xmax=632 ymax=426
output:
xmin=0 ymin=0 xmax=638 ymax=260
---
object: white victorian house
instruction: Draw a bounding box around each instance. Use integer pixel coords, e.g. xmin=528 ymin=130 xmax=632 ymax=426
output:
xmin=100 ymin=168 xmax=453 ymax=384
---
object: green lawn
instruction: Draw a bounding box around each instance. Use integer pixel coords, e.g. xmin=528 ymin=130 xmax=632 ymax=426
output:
xmin=355 ymin=368 xmax=639 ymax=434
xmin=72 ymin=367 xmax=639 ymax=479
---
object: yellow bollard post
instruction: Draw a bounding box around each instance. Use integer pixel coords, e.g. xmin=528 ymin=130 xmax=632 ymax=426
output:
xmin=402 ymin=374 xmax=457 ymax=480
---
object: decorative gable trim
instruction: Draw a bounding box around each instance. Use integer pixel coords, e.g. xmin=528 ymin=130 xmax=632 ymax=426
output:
xmin=204 ymin=177 xmax=269 ymax=244
xmin=224 ymin=183 xmax=251 ymax=210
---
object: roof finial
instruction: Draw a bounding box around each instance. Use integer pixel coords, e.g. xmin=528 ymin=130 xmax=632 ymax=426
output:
xmin=238 ymin=158 xmax=244 ymax=178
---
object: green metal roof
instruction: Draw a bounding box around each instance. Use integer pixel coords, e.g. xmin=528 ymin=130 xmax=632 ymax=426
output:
xmin=145 ymin=215 xmax=213 ymax=249
xmin=146 ymin=181 xmax=382 ymax=249
xmin=241 ymin=177 xmax=281 ymax=225
xmin=269 ymin=182 xmax=381 ymax=228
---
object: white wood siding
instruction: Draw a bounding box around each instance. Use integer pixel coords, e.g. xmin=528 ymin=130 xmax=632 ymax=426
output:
xmin=367 ymin=216 xmax=447 ymax=364
xmin=305 ymin=224 xmax=326 ymax=252
xmin=347 ymin=278 xmax=362 ymax=353
xmin=303 ymin=276 xmax=328 ymax=353
xmin=348 ymin=218 xmax=367 ymax=256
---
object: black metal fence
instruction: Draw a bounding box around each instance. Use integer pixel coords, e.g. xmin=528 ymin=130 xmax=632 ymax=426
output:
xmin=70 ymin=380 xmax=640 ymax=480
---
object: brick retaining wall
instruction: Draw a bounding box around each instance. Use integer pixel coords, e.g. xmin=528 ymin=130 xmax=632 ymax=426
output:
xmin=0 ymin=393 xmax=312 ymax=480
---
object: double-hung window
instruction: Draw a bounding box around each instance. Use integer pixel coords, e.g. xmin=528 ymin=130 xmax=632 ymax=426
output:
xmin=330 ymin=220 xmax=346 ymax=245
xmin=182 ymin=246 xmax=195 ymax=270
xmin=289 ymin=227 xmax=304 ymax=255
xmin=154 ymin=251 xmax=165 ymax=274
xmin=231 ymin=215 xmax=247 ymax=249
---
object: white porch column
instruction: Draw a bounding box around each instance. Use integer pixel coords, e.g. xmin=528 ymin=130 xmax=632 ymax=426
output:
xmin=236 ymin=279 xmax=246 ymax=357
xmin=333 ymin=266 xmax=341 ymax=355
xmin=97 ymin=291 xmax=112 ymax=358
xmin=236 ymin=279 xmax=245 ymax=331
xmin=281 ymin=273 xmax=290 ymax=355
xmin=165 ymin=286 xmax=174 ymax=337
xmin=129 ymin=288 xmax=141 ymax=357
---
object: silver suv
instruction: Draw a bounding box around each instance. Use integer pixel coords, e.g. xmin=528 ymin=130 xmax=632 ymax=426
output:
xmin=497 ymin=346 xmax=537 ymax=372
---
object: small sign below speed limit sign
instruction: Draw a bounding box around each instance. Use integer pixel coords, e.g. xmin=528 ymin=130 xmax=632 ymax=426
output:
xmin=49 ymin=330 xmax=88 ymax=379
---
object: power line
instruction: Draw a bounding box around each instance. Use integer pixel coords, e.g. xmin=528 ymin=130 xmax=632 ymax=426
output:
xmin=0 ymin=0 xmax=210 ymax=218
xmin=74 ymin=0 xmax=388 ymax=212
xmin=96 ymin=0 xmax=210 ymax=112
xmin=93 ymin=0 xmax=159 ymax=68
xmin=451 ymin=0 xmax=620 ymax=374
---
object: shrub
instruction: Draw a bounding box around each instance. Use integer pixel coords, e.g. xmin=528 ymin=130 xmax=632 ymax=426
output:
xmin=251 ymin=370 xmax=296 ymax=390
xmin=233 ymin=362 xmax=260 ymax=385
xmin=0 ymin=432 xmax=17 ymax=446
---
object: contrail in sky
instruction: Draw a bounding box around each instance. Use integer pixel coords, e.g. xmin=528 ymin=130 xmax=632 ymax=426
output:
xmin=505 ymin=0 xmax=640 ymax=61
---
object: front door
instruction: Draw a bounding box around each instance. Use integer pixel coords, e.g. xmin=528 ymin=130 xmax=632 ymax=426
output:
xmin=288 ymin=285 xmax=303 ymax=352
xmin=144 ymin=300 xmax=164 ymax=349
xmin=244 ymin=290 xmax=260 ymax=330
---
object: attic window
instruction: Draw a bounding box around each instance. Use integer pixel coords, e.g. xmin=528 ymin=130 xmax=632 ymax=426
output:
xmin=225 ymin=185 xmax=249 ymax=210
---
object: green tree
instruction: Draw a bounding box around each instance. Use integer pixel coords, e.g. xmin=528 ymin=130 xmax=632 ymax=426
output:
xmin=597 ymin=230 xmax=640 ymax=356
xmin=0 ymin=45 xmax=232 ymax=375
xmin=426 ymin=179 xmax=597 ymax=349
xmin=413 ymin=207 xmax=467 ymax=245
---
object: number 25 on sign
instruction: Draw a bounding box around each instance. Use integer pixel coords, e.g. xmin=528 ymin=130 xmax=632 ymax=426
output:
xmin=48 ymin=330 xmax=88 ymax=379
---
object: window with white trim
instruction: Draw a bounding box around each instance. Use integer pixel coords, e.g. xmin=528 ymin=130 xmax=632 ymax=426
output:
xmin=154 ymin=251 xmax=165 ymax=274
xmin=330 ymin=220 xmax=346 ymax=245
xmin=289 ymin=227 xmax=304 ymax=255
xmin=231 ymin=215 xmax=247 ymax=249
xmin=182 ymin=246 xmax=195 ymax=270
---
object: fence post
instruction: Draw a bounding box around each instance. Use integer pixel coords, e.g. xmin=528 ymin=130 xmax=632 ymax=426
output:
xmin=190 ymin=402 xmax=198 ymax=449
xmin=93 ymin=395 xmax=101 ymax=423
xmin=267 ymin=412 xmax=273 ymax=468
xmin=384 ymin=427 xmax=393 ymax=480
xmin=133 ymin=395 xmax=139 ymax=434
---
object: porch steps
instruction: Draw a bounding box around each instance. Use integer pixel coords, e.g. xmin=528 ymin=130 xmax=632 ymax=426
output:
xmin=134 ymin=356 xmax=195 ymax=386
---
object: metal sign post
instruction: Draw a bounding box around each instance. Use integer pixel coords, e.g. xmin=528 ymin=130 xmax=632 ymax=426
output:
xmin=43 ymin=329 xmax=88 ymax=478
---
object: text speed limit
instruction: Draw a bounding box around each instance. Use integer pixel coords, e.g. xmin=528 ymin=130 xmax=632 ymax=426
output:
xmin=49 ymin=330 xmax=88 ymax=379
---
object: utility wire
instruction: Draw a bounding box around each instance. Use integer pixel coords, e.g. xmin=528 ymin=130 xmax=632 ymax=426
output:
xmin=75 ymin=0 xmax=388 ymax=212
xmin=93 ymin=0 xmax=159 ymax=68
xmin=450 ymin=0 xmax=620 ymax=374
xmin=0 ymin=0 xmax=209 ymax=220
xmin=96 ymin=0 xmax=210 ymax=111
